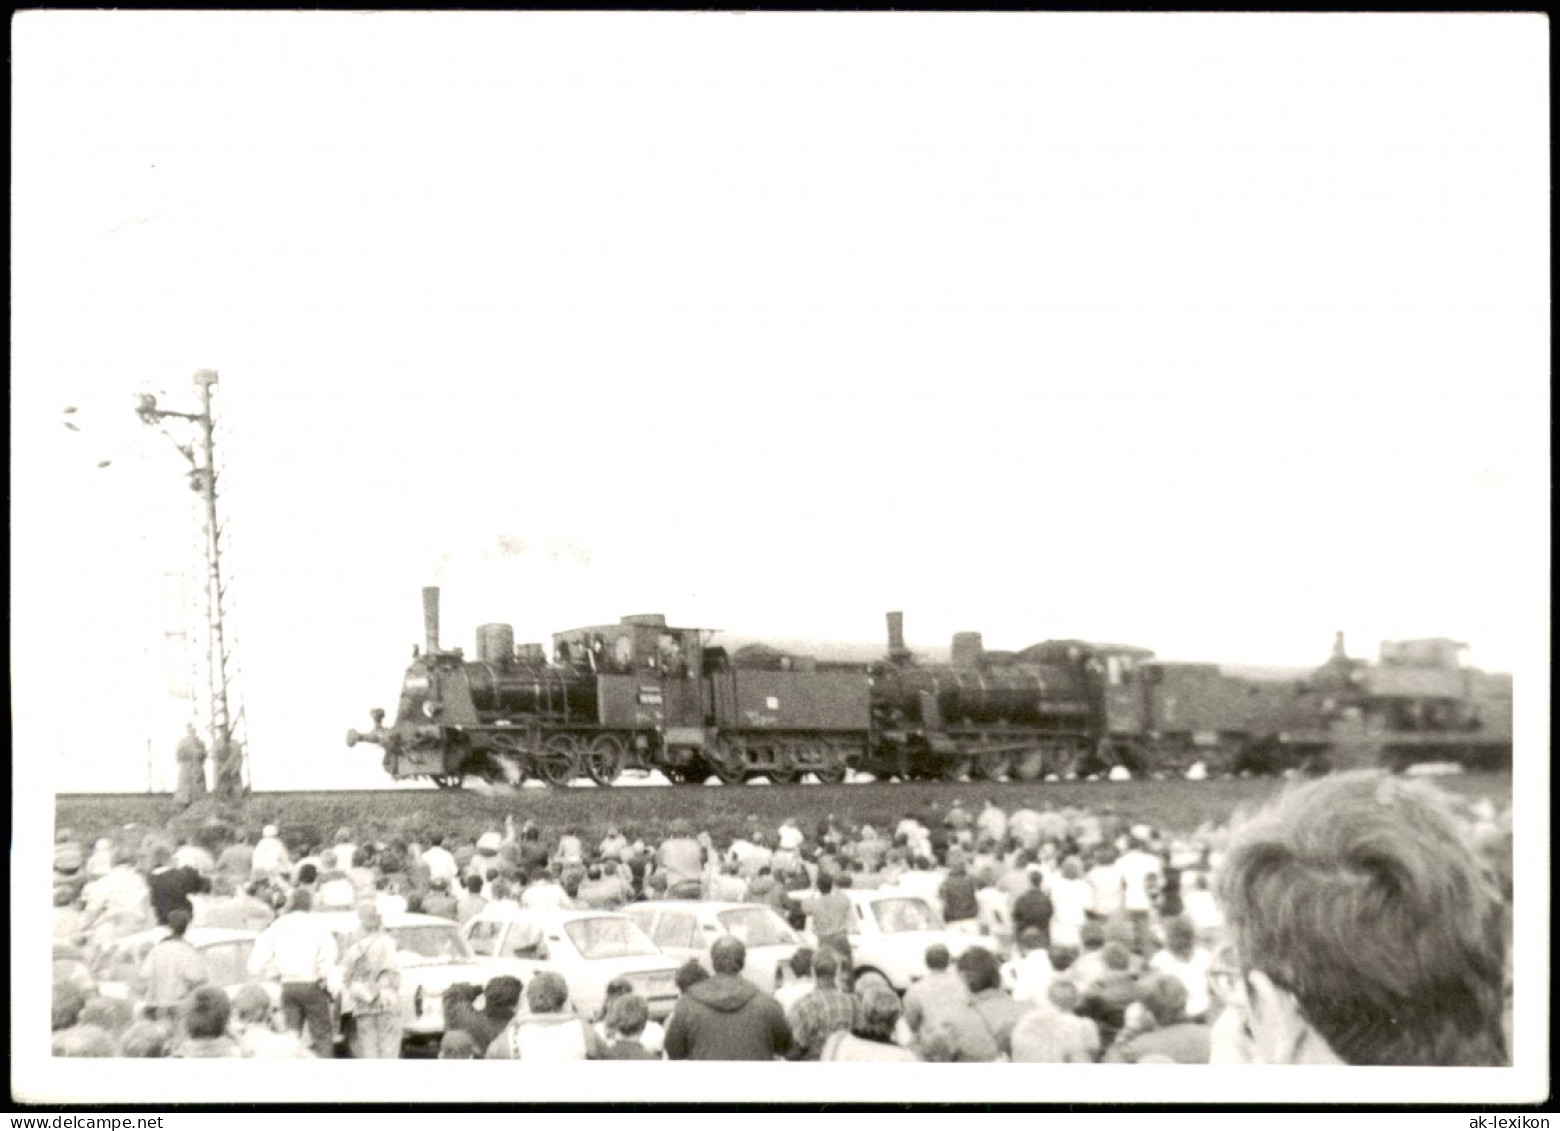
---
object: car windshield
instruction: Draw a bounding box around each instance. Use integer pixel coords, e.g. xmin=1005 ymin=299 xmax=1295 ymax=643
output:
xmin=564 ymin=917 xmax=661 ymax=960
xmin=870 ymin=897 xmax=945 ymax=933
xmin=389 ymin=924 xmax=474 ymax=965
xmin=717 ymin=907 xmax=799 ymax=947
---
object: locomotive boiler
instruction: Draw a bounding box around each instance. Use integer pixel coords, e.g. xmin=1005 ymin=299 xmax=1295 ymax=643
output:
xmin=861 ymin=613 xmax=1147 ymax=781
xmin=347 ymin=588 xmax=870 ymax=787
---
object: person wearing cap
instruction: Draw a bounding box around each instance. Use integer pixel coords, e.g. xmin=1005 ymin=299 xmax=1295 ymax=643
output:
xmin=248 ymin=888 xmax=339 ymax=1058
xmin=340 ymin=901 xmax=402 ymax=1058
xmin=251 ymin=825 xmax=291 ymax=880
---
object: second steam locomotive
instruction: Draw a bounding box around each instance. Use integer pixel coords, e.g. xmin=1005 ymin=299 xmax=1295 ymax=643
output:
xmin=346 ymin=588 xmax=1513 ymax=788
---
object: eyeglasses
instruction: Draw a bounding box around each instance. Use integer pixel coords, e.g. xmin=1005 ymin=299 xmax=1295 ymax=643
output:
xmin=1207 ymin=945 xmax=1246 ymax=1005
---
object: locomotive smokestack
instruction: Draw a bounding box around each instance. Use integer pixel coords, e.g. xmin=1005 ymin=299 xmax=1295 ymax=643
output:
xmin=423 ymin=586 xmax=441 ymax=655
xmin=886 ymin=611 xmax=911 ymax=662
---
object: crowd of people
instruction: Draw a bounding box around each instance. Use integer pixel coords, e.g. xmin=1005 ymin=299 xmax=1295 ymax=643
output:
xmin=50 ymin=771 xmax=1514 ymax=1066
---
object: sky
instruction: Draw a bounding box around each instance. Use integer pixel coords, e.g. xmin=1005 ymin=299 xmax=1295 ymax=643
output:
xmin=9 ymin=12 xmax=1551 ymax=1108
xmin=11 ymin=11 xmax=1549 ymax=798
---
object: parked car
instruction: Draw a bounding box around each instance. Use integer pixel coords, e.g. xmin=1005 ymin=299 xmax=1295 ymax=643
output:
xmin=621 ymin=901 xmax=803 ymax=994
xmin=313 ymin=909 xmax=508 ymax=1052
xmin=91 ymin=926 xmax=275 ymax=1017
xmin=461 ymin=905 xmax=680 ymax=1021
xmin=840 ymin=889 xmax=1001 ymax=996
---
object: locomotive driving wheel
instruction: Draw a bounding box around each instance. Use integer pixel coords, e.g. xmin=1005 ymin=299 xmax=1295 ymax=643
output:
xmin=1012 ymin=748 xmax=1045 ymax=781
xmin=811 ymin=741 xmax=849 ymax=785
xmin=975 ymin=748 xmax=1013 ymax=781
xmin=709 ymin=738 xmax=747 ymax=785
xmin=487 ymin=732 xmax=530 ymax=786
xmin=768 ymin=742 xmax=800 ymax=785
xmin=585 ymin=734 xmax=626 ymax=787
xmin=534 ymin=734 xmax=581 ymax=786
xmin=940 ymin=753 xmax=972 ymax=781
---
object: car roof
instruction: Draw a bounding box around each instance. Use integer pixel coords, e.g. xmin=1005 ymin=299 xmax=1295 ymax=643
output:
xmin=625 ymin=901 xmax=774 ymax=915
xmin=311 ymin=910 xmax=458 ymax=929
xmin=114 ymin=926 xmax=259 ymax=947
xmin=467 ymin=906 xmax=636 ymax=925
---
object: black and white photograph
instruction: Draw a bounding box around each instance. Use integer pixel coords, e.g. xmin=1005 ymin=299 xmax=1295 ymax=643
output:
xmin=11 ymin=10 xmax=1549 ymax=1110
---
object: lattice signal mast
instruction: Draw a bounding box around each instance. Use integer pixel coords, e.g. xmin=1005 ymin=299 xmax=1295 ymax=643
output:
xmin=136 ymin=369 xmax=248 ymax=802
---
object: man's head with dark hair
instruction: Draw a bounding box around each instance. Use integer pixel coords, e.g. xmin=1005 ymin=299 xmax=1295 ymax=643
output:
xmin=1079 ymin=921 xmax=1106 ymax=951
xmin=465 ymin=874 xmax=484 ymax=894
xmin=855 ymin=987 xmax=902 ymax=1040
xmin=184 ymin=987 xmax=232 ymax=1039
xmin=607 ymin=993 xmax=649 ymax=1039
xmin=1102 ymin=942 xmax=1131 ymax=972
xmin=484 ymin=975 xmax=522 ymax=1013
xmin=526 ymin=971 xmax=569 ymax=1014
xmin=956 ymin=946 xmax=1002 ymax=994
xmin=1217 ymin=771 xmax=1508 ymax=1066
xmin=789 ymin=946 xmax=815 ymax=979
xmin=924 ymin=943 xmax=951 ymax=973
xmin=296 ymin=863 xmax=318 ymax=886
xmin=675 ymin=959 xmax=711 ymax=993
xmin=166 ymin=908 xmax=192 ymax=938
xmin=710 ymin=935 xmax=746 ymax=976
xmin=816 ymin=872 xmax=834 ymax=895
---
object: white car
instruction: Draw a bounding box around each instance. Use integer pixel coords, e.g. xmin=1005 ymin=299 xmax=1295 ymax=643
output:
xmin=840 ymin=889 xmax=1002 ymax=996
xmin=312 ymin=909 xmax=509 ymax=1051
xmin=622 ymin=901 xmax=803 ymax=994
xmin=91 ymin=926 xmax=276 ymax=1017
xmin=461 ymin=905 xmax=680 ymax=1021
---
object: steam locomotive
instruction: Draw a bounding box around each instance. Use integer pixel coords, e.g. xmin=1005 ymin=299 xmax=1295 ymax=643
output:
xmin=345 ymin=588 xmax=1513 ymax=788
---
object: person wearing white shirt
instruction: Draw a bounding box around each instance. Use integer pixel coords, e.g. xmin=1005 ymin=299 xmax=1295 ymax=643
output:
xmin=1002 ymin=927 xmax=1055 ymax=1006
xmin=247 ymin=889 xmax=339 ymax=1058
xmin=422 ymin=838 xmax=460 ymax=888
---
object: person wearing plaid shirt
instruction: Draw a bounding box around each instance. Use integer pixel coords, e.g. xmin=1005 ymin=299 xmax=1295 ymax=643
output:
xmin=787 ymin=948 xmax=857 ymax=1060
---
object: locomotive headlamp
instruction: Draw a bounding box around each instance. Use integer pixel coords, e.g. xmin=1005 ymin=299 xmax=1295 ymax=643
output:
xmin=422 ymin=700 xmax=443 ymax=718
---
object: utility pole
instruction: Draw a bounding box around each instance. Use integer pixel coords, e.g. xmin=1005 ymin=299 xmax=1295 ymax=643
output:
xmin=135 ymin=369 xmax=248 ymax=804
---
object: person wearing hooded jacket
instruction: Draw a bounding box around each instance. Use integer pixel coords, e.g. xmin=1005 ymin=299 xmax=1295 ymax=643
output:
xmin=663 ymin=936 xmax=793 ymax=1061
